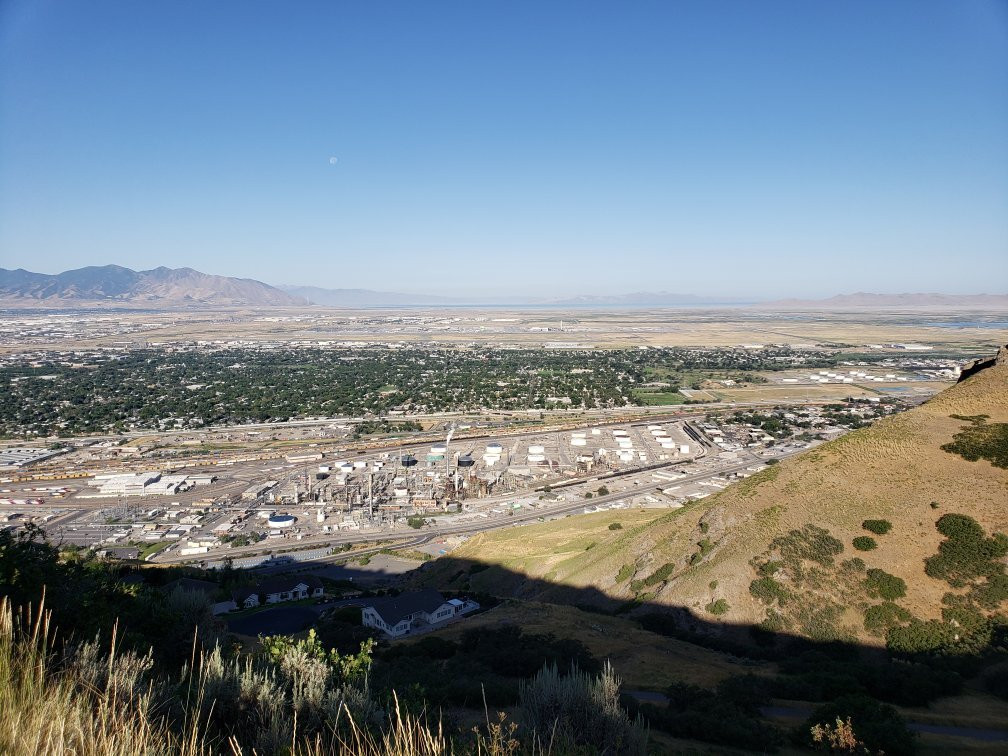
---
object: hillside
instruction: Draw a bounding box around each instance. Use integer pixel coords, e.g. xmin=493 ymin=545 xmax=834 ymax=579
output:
xmin=421 ymin=356 xmax=1008 ymax=647
xmin=0 ymin=265 xmax=305 ymax=307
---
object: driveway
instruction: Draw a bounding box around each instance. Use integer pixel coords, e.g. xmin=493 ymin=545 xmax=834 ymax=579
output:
xmin=227 ymin=606 xmax=319 ymax=636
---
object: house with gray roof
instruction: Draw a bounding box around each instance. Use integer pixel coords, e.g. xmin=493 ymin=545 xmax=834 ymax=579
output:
xmin=361 ymin=589 xmax=479 ymax=638
xmin=257 ymin=574 xmax=323 ymax=604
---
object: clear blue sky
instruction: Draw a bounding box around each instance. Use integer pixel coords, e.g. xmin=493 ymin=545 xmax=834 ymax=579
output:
xmin=1 ymin=1 xmax=1006 ymax=298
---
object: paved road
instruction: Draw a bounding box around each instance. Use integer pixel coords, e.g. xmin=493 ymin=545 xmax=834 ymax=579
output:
xmin=624 ymin=692 xmax=1008 ymax=743
xmin=761 ymin=705 xmax=1008 ymax=743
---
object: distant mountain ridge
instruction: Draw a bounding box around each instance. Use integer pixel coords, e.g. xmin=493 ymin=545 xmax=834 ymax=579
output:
xmin=283 ymin=287 xmax=749 ymax=307
xmin=279 ymin=285 xmax=460 ymax=307
xmin=763 ymin=292 xmax=1008 ymax=309
xmin=0 ymin=265 xmax=304 ymax=307
xmin=549 ymin=292 xmax=748 ymax=306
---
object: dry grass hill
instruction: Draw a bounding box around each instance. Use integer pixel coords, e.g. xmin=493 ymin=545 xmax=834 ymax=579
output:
xmin=421 ymin=358 xmax=1008 ymax=647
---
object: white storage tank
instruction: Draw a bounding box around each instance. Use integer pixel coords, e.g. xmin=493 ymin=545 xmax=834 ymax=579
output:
xmin=486 ymin=443 xmax=503 ymax=454
xmin=353 ymin=460 xmax=367 ymax=469
xmin=267 ymin=514 xmax=295 ymax=529
xmin=612 ymin=429 xmax=628 ymax=437
xmin=528 ymin=444 xmax=545 ymax=455
xmin=591 ymin=428 xmax=601 ymax=435
xmin=338 ymin=463 xmax=354 ymax=474
xmin=571 ymin=437 xmax=588 ymax=447
xmin=528 ymin=454 xmax=546 ymax=463
xmin=679 ymin=444 xmax=690 ymax=455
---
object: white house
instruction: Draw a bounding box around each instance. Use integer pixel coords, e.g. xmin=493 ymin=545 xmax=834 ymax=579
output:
xmin=257 ymin=575 xmax=324 ymax=604
xmin=361 ymin=589 xmax=479 ymax=638
xmin=233 ymin=587 xmax=260 ymax=609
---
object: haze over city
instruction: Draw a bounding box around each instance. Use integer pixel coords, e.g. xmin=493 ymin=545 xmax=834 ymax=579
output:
xmin=1 ymin=1 xmax=1006 ymax=298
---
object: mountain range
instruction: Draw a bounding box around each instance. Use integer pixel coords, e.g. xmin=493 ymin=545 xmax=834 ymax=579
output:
xmin=278 ymin=285 xmax=460 ymax=307
xmin=0 ymin=265 xmax=304 ymax=307
xmin=2 ymin=265 xmax=1006 ymax=309
xmin=762 ymin=292 xmax=1008 ymax=309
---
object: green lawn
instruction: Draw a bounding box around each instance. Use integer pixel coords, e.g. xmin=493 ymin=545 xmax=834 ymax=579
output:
xmin=139 ymin=541 xmax=170 ymax=560
xmin=632 ymin=389 xmax=687 ymax=406
xmin=226 ymin=596 xmax=320 ymax=619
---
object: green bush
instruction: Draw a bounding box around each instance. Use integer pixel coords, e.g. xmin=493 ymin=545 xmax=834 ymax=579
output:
xmin=796 ymin=602 xmax=847 ymax=643
xmin=864 ymin=568 xmax=906 ymax=600
xmin=706 ymin=599 xmax=730 ymax=616
xmin=941 ymin=417 xmax=1008 ymax=469
xmin=771 ymin=524 xmax=843 ymax=567
xmin=864 ymin=603 xmax=913 ymax=637
xmin=971 ymin=572 xmax=1008 ymax=609
xmin=641 ymin=679 xmax=784 ymax=751
xmin=802 ymin=695 xmax=916 ymax=756
xmin=886 ymin=619 xmax=950 ymax=656
xmin=608 ymin=522 xmax=623 ymax=531
xmin=643 ymin=562 xmax=676 ymax=586
xmin=852 ymin=536 xmax=877 ymax=551
xmin=615 ymin=564 xmax=635 ymax=583
xmin=758 ymin=560 xmax=783 ymax=577
xmin=925 ymin=513 xmax=1008 ymax=587
xmin=862 ymin=519 xmax=892 ymax=535
xmin=750 ymin=576 xmax=791 ymax=606
xmin=520 ymin=662 xmax=647 ymax=755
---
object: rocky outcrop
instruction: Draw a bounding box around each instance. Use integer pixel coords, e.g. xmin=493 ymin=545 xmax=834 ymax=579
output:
xmin=958 ymin=344 xmax=1008 ymax=383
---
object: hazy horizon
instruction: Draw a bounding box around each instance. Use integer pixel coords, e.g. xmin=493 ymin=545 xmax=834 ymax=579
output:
xmin=2 ymin=1 xmax=1006 ymax=298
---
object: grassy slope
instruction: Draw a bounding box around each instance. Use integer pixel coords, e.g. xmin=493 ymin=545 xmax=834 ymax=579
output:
xmin=423 ymin=365 xmax=1008 ymax=644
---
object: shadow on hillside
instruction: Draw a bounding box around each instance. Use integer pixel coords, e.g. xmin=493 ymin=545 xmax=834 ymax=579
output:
xmin=161 ymin=549 xmax=1008 ymax=750
xmin=179 ymin=549 xmax=994 ymax=679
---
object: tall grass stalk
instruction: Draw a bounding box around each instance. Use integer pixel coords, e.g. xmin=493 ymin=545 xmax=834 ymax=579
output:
xmin=0 ymin=596 xmax=212 ymax=755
